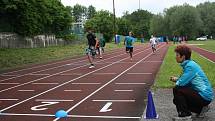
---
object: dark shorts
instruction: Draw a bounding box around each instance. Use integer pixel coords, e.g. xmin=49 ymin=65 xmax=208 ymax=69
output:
xmin=126 ymin=47 xmax=133 ymax=53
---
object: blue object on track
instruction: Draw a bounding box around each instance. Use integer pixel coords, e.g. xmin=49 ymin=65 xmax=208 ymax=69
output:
xmin=55 ymin=110 xmax=68 ymax=118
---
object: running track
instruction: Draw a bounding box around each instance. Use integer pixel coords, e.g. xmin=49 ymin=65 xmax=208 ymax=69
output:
xmin=0 ymin=43 xmax=168 ymax=121
xmin=189 ymin=45 xmax=215 ymax=63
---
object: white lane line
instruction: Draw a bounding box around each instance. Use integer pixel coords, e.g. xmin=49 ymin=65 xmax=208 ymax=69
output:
xmin=0 ymin=113 xmax=140 ymax=119
xmin=196 ymin=52 xmax=215 ymax=64
xmin=72 ymin=83 xmax=101 ymax=85
xmin=35 ymin=99 xmax=73 ymax=102
xmin=0 ymin=83 xmax=20 ymax=85
xmin=32 ymin=83 xmax=59 ymax=85
xmin=115 ymin=83 xmax=146 ymax=85
xmin=18 ymin=90 xmax=35 ymax=92
xmin=64 ymin=90 xmax=82 ymax=92
xmin=127 ymin=73 xmax=152 ymax=75
xmin=93 ymin=73 xmax=116 ymax=75
xmin=28 ymin=74 xmax=50 ymax=76
xmin=0 ymin=99 xmax=19 ymax=101
xmin=92 ymin=100 xmax=135 ymax=102
xmin=114 ymin=90 xmax=133 ymax=92
xmin=60 ymin=73 xmax=82 ymax=76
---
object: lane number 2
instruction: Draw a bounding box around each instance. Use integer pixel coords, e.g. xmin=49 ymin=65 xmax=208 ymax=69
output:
xmin=31 ymin=102 xmax=59 ymax=111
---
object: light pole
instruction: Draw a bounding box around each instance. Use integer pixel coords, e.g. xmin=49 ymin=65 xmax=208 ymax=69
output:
xmin=113 ymin=0 xmax=116 ymax=43
xmin=139 ymin=0 xmax=140 ymax=10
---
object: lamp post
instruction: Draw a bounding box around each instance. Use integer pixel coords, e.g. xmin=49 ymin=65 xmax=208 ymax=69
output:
xmin=113 ymin=0 xmax=116 ymax=43
xmin=139 ymin=0 xmax=140 ymax=10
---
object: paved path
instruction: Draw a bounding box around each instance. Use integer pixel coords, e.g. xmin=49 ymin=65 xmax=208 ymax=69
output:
xmin=140 ymin=89 xmax=215 ymax=121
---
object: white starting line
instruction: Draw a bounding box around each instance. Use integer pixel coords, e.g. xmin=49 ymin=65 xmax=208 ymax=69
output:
xmin=72 ymin=83 xmax=101 ymax=85
xmin=18 ymin=90 xmax=35 ymax=92
xmin=32 ymin=83 xmax=59 ymax=85
xmin=0 ymin=113 xmax=141 ymax=119
xmin=64 ymin=90 xmax=82 ymax=92
xmin=35 ymin=99 xmax=73 ymax=102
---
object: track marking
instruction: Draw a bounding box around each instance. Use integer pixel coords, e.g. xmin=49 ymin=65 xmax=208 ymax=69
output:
xmin=195 ymin=52 xmax=215 ymax=64
xmin=28 ymin=74 xmax=50 ymax=76
xmin=35 ymin=99 xmax=73 ymax=102
xmin=32 ymin=83 xmax=59 ymax=85
xmin=0 ymin=113 xmax=141 ymax=119
xmin=93 ymin=100 xmax=135 ymax=102
xmin=0 ymin=99 xmax=19 ymax=101
xmin=0 ymin=83 xmax=19 ymax=85
xmin=31 ymin=102 xmax=59 ymax=111
xmin=100 ymin=102 xmax=112 ymax=112
xmin=115 ymin=83 xmax=146 ymax=85
xmin=18 ymin=90 xmax=35 ymax=92
xmin=93 ymin=73 xmax=116 ymax=75
xmin=64 ymin=90 xmax=82 ymax=92
xmin=72 ymin=83 xmax=101 ymax=85
xmin=114 ymin=90 xmax=133 ymax=92
xmin=60 ymin=73 xmax=82 ymax=76
xmin=127 ymin=73 xmax=152 ymax=75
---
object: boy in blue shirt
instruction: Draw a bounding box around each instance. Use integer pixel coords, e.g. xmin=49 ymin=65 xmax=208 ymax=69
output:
xmin=170 ymin=45 xmax=214 ymax=120
xmin=124 ymin=32 xmax=135 ymax=61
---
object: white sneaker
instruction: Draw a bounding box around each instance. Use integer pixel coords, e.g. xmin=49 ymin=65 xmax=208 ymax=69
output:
xmin=99 ymin=57 xmax=102 ymax=59
xmin=89 ymin=65 xmax=95 ymax=69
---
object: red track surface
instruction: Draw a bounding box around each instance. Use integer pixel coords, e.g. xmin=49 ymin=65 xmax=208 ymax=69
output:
xmin=189 ymin=45 xmax=215 ymax=63
xmin=0 ymin=43 xmax=168 ymax=121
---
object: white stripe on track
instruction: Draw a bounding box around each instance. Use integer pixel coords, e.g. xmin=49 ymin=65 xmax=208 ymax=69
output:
xmin=0 ymin=113 xmax=140 ymax=119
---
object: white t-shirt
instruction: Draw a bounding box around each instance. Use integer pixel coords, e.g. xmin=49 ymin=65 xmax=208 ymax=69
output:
xmin=150 ymin=37 xmax=157 ymax=45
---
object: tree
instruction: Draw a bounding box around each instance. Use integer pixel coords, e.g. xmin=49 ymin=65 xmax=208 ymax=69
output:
xmin=197 ymin=2 xmax=215 ymax=37
xmin=72 ymin=4 xmax=87 ymax=22
xmin=87 ymin=5 xmax=96 ymax=19
xmin=85 ymin=10 xmax=113 ymax=42
xmin=0 ymin=0 xmax=73 ymax=36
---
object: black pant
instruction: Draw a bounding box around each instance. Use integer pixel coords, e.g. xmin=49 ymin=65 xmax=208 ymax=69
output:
xmin=173 ymin=86 xmax=210 ymax=114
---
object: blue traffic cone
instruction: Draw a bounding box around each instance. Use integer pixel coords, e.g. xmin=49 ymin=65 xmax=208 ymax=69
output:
xmin=144 ymin=90 xmax=159 ymax=119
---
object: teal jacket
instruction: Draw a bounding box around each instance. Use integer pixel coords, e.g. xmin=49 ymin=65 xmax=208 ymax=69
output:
xmin=176 ymin=60 xmax=214 ymax=101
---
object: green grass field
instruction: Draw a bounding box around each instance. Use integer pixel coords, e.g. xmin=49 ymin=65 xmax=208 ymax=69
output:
xmin=187 ymin=40 xmax=215 ymax=52
xmin=0 ymin=42 xmax=126 ymax=72
xmin=154 ymin=43 xmax=215 ymax=89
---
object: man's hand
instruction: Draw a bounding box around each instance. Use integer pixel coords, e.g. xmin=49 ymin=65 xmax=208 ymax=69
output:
xmin=170 ymin=76 xmax=178 ymax=82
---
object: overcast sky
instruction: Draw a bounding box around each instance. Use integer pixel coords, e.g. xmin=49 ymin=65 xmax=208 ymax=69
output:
xmin=61 ymin=0 xmax=214 ymax=17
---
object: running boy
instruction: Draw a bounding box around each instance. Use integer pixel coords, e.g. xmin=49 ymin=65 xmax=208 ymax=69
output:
xmin=86 ymin=30 xmax=98 ymax=69
xmin=124 ymin=32 xmax=135 ymax=60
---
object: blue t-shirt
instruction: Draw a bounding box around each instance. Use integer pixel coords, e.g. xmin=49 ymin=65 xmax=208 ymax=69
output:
xmin=125 ymin=36 xmax=135 ymax=47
